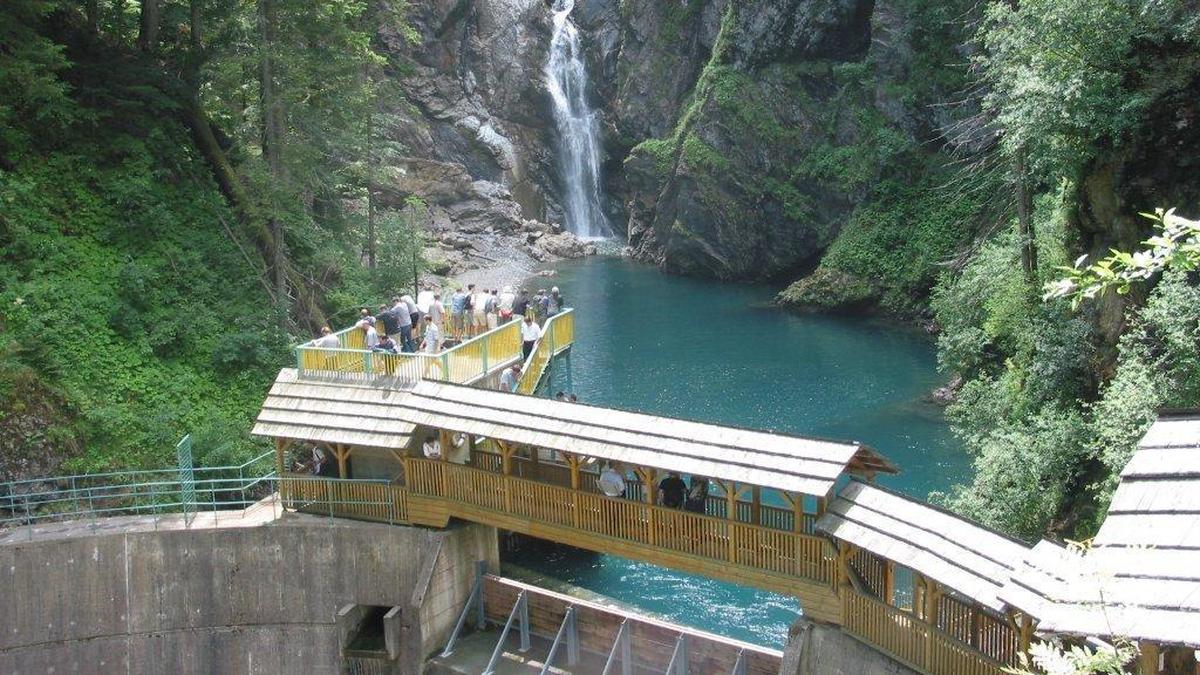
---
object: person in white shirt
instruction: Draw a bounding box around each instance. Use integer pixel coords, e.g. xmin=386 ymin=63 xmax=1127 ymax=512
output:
xmin=315 ymin=326 xmax=340 ymax=349
xmin=421 ymin=435 xmax=441 ymax=460
xmin=598 ymin=464 xmax=626 ymax=498
xmin=421 ymin=315 xmax=442 ymax=354
xmin=428 ymin=292 xmax=444 ymax=329
xmin=360 ymin=319 xmax=380 ymax=349
xmin=472 ymin=286 xmax=489 ymax=336
xmin=416 ymin=285 xmax=435 ymax=315
xmin=498 ymin=285 xmax=515 ymax=321
xmin=520 ymin=315 xmax=541 ymax=361
xmin=498 ymin=363 xmax=521 ymax=392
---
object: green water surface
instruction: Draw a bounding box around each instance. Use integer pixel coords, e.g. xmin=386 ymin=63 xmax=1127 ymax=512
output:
xmin=506 ymin=257 xmax=971 ymax=648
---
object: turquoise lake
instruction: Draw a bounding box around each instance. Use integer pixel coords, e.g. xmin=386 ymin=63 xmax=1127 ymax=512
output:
xmin=505 ymin=256 xmax=972 ymax=648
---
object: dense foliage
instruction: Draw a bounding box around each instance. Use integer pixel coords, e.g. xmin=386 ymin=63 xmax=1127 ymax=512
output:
xmin=0 ymin=0 xmax=420 ymax=472
xmin=927 ymin=0 xmax=1200 ymax=539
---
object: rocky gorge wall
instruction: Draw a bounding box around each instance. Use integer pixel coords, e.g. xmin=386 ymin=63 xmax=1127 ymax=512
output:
xmin=383 ymin=0 xmax=985 ymax=310
xmin=384 ymin=0 xmax=1198 ymax=315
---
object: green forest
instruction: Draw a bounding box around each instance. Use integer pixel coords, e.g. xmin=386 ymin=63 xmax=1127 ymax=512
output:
xmin=1 ymin=0 xmax=422 ymax=474
xmin=2 ymin=0 xmax=1199 ymax=553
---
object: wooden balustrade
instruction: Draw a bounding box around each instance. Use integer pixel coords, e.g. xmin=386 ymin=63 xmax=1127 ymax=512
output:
xmin=844 ymin=589 xmax=1009 ymax=675
xmin=281 ymin=475 xmax=406 ymax=523
xmin=851 ymin=548 xmax=889 ymax=597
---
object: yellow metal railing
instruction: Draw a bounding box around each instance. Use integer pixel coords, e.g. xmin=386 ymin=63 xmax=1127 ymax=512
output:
xmin=295 ymin=309 xmax=573 ymax=388
xmin=517 ymin=310 xmax=575 ymax=394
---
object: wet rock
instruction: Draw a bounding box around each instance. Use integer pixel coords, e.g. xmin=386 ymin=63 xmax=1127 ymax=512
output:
xmin=535 ymin=232 xmax=587 ymax=259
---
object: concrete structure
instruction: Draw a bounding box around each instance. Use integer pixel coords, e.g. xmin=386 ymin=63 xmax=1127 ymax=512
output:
xmin=0 ymin=499 xmax=496 ymax=674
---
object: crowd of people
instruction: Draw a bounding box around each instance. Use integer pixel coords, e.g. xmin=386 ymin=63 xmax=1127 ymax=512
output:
xmin=310 ymin=283 xmax=567 ymax=359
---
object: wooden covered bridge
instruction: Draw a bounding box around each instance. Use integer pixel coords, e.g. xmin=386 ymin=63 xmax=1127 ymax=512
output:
xmin=255 ymin=321 xmax=1200 ymax=675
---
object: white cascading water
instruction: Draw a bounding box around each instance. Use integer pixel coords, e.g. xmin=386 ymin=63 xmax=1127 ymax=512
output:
xmin=545 ymin=0 xmax=612 ymax=240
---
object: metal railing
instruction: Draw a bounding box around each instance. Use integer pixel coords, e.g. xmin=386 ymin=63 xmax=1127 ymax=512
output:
xmin=517 ymin=309 xmax=575 ymax=394
xmin=0 ymin=457 xmax=400 ymax=540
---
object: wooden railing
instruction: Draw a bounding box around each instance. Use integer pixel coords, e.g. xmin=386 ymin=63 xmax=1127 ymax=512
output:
xmin=280 ymin=475 xmax=407 ymax=523
xmin=401 ymin=458 xmax=835 ymax=586
xmin=843 ymin=589 xmax=1010 ymax=675
xmin=295 ymin=310 xmax=571 ymax=387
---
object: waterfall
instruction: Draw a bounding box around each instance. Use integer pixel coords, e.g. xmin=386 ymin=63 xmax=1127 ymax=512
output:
xmin=545 ymin=0 xmax=612 ymax=240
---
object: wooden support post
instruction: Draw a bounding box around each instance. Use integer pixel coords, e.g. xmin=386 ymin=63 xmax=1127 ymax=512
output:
xmin=530 ymin=444 xmax=541 ymax=481
xmin=969 ymin=605 xmax=981 ymax=649
xmin=1018 ymin=613 xmax=1034 ymax=664
xmin=924 ymin=579 xmax=942 ymax=669
xmin=836 ymin=541 xmax=852 ymax=591
xmin=438 ymin=430 xmax=453 ymax=463
xmin=883 ymin=560 xmax=895 ymax=607
xmin=636 ymin=467 xmax=657 ymax=546
xmin=564 ymin=454 xmax=582 ymax=528
xmin=497 ymin=441 xmax=515 ymax=476
xmin=790 ymin=493 xmax=804 ymax=533
xmin=724 ymin=481 xmax=739 ymax=523
xmin=750 ymin=486 xmax=762 ymax=526
xmin=334 ymin=444 xmax=350 ymax=479
xmin=565 ymin=454 xmax=582 ymax=490
xmin=1137 ymin=638 xmax=1156 ymax=672
xmin=816 ymin=495 xmax=828 ymax=519
xmin=274 ymin=438 xmax=292 ymax=502
xmin=467 ymin=435 xmax=476 ymax=466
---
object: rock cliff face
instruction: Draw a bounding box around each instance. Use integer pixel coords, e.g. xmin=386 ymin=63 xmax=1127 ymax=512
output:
xmin=385 ymin=0 xmax=977 ymax=286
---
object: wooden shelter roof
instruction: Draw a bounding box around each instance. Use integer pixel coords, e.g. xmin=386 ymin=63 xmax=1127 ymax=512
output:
xmin=1000 ymin=414 xmax=1200 ymax=647
xmin=816 ymin=480 xmax=1031 ymax=612
xmin=251 ymin=369 xmax=416 ymax=449
xmin=398 ymin=380 xmax=896 ymax=495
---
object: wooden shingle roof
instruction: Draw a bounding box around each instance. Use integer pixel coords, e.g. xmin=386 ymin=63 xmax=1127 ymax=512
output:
xmin=1000 ymin=414 xmax=1200 ymax=647
xmin=816 ymin=480 xmax=1031 ymax=612
xmin=251 ymin=369 xmax=416 ymax=449
xmin=398 ymin=380 xmax=896 ymax=496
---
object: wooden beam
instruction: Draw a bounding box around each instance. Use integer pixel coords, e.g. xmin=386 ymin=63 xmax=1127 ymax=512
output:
xmin=497 ymin=440 xmax=515 ymax=476
xmin=334 ymin=443 xmax=350 ymax=479
xmin=273 ymin=437 xmax=290 ymax=476
xmin=751 ymin=486 xmax=762 ymax=526
xmin=883 ymin=559 xmax=895 ymax=606
xmin=563 ymin=453 xmax=582 ymax=490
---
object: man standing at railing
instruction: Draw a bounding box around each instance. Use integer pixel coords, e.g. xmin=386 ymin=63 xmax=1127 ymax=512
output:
xmin=520 ymin=314 xmax=542 ymax=361
xmin=485 ymin=289 xmax=499 ymax=330
xmin=450 ymin=287 xmax=469 ymax=341
xmin=384 ymin=298 xmax=415 ymax=353
xmin=471 ymin=285 xmax=489 ymax=337
xmin=421 ymin=314 xmax=442 ymax=354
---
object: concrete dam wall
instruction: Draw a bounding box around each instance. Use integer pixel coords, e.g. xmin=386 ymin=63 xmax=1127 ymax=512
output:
xmin=0 ymin=506 xmax=497 ymax=674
